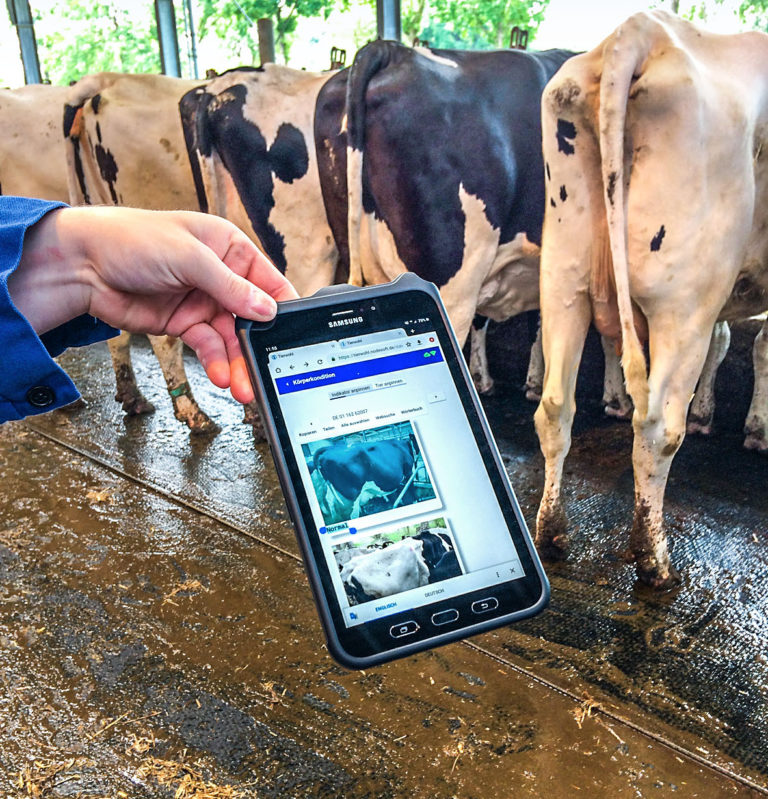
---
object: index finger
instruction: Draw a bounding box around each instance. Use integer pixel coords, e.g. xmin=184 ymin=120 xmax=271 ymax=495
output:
xmin=226 ymin=237 xmax=300 ymax=303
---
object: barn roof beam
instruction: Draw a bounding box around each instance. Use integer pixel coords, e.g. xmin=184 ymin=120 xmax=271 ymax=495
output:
xmin=155 ymin=0 xmax=182 ymax=77
xmin=6 ymin=0 xmax=42 ymax=84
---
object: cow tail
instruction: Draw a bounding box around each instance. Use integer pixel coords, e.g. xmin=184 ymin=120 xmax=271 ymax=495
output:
xmin=345 ymin=41 xmax=391 ymax=286
xmin=179 ymin=86 xmax=214 ymax=214
xmin=598 ymin=21 xmax=653 ymax=418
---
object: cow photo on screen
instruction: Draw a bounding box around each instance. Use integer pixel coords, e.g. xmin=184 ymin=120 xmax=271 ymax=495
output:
xmin=332 ymin=518 xmax=464 ymax=606
xmin=303 ymin=421 xmax=438 ymax=527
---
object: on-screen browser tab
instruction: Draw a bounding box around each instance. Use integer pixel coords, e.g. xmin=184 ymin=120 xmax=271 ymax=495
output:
xmin=338 ymin=329 xmax=407 ymax=349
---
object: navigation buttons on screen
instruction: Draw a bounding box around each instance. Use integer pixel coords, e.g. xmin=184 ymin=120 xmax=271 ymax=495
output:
xmin=390 ymin=621 xmax=420 ymax=639
xmin=471 ymin=597 xmax=499 ymax=614
xmin=431 ymin=609 xmax=459 ymax=626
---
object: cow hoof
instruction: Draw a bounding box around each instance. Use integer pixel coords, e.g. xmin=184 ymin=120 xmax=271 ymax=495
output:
xmin=185 ymin=413 xmax=220 ymax=436
xmin=604 ymin=401 xmax=633 ymax=420
xmin=687 ymin=415 xmax=713 ymax=436
xmin=524 ymin=386 xmax=542 ymax=403
xmin=476 ymin=379 xmax=495 ymax=396
xmin=744 ymin=432 xmax=768 ymax=453
xmin=120 ymin=396 xmax=155 ymax=416
xmin=635 ymin=562 xmax=682 ymax=590
xmin=535 ymin=534 xmax=570 ymax=561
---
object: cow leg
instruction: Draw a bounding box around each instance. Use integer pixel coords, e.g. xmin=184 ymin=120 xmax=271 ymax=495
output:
xmin=107 ymin=332 xmax=155 ymax=416
xmin=744 ymin=318 xmax=768 ymax=452
xmin=534 ymin=296 xmax=592 ymax=560
xmin=469 ymin=316 xmax=494 ymax=395
xmin=242 ymin=399 xmax=266 ymax=440
xmin=630 ymin=318 xmax=716 ymax=588
xmin=601 ymin=335 xmax=633 ymax=419
xmin=146 ymin=335 xmax=220 ymax=435
xmin=687 ymin=321 xmax=730 ymax=435
xmin=524 ymin=321 xmax=544 ymax=402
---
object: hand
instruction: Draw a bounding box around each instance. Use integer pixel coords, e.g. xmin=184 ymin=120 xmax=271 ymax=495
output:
xmin=9 ymin=206 xmax=299 ymax=404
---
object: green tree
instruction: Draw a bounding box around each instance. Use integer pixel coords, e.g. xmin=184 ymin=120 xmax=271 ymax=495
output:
xmin=390 ymin=0 xmax=549 ymax=50
xmin=35 ymin=0 xmax=162 ymax=85
xmin=198 ymin=0 xmax=339 ymax=64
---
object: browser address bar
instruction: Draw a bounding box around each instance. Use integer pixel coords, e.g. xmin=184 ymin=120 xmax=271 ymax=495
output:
xmin=334 ymin=339 xmax=411 ymax=363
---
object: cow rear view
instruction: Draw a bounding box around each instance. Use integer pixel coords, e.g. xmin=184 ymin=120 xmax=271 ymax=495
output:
xmin=534 ymin=11 xmax=768 ymax=587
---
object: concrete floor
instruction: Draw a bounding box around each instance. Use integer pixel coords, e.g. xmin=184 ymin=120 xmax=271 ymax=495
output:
xmin=0 ymin=326 xmax=765 ymax=797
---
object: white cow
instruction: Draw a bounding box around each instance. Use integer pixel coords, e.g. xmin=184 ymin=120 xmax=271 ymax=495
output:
xmin=341 ymin=538 xmax=430 ymax=601
xmin=535 ymin=11 xmax=768 ymax=588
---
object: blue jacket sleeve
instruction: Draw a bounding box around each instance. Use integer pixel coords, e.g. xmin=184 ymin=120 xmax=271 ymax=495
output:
xmin=0 ymin=196 xmax=119 ymax=422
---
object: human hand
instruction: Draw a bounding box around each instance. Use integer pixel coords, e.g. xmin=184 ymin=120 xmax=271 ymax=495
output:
xmin=9 ymin=206 xmax=299 ymax=403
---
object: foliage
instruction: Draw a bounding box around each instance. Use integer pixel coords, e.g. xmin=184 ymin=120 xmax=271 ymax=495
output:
xmin=34 ymin=0 xmax=162 ymax=84
xmin=417 ymin=0 xmax=550 ymax=50
xmin=198 ymin=0 xmax=338 ymax=64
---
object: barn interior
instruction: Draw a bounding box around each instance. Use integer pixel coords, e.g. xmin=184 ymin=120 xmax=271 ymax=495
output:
xmin=0 ymin=320 xmax=764 ymax=795
xmin=2 ymin=0 xmax=768 ymax=795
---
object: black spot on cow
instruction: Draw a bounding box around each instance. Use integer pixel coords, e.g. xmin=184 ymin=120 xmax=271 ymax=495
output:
xmin=95 ymin=121 xmax=102 ymax=143
xmin=545 ymin=162 xmax=551 ymax=181
xmin=556 ymin=118 xmax=576 ymax=155
xmin=650 ymin=224 xmax=666 ymax=252
xmin=180 ymin=83 xmax=310 ymax=273
xmin=268 ymin=123 xmax=309 ymax=184
xmin=95 ymin=144 xmax=118 ymax=204
xmin=559 ymin=185 xmax=567 ymax=202
xmin=606 ymin=171 xmax=618 ymax=206
xmin=62 ymin=102 xmax=91 ymax=204
xmin=91 ymin=93 xmax=102 ymax=114
xmin=550 ymin=197 xmax=556 ymax=208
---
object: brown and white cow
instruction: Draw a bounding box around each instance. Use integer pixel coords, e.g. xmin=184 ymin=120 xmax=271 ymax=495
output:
xmin=0 ymin=83 xmax=72 ymax=201
xmin=64 ymin=71 xmax=226 ymax=433
xmin=534 ymin=10 xmax=768 ymax=588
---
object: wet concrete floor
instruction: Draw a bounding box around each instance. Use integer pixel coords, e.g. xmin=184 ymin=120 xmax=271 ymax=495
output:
xmin=0 ymin=319 xmax=765 ymax=797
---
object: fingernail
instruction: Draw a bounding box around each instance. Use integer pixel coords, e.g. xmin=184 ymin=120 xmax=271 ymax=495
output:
xmin=251 ymin=290 xmax=277 ymax=318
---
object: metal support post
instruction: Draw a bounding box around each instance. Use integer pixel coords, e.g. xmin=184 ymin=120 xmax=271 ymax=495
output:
xmin=6 ymin=0 xmax=42 ymax=84
xmin=155 ymin=0 xmax=182 ymax=77
xmin=376 ymin=0 xmax=401 ymax=42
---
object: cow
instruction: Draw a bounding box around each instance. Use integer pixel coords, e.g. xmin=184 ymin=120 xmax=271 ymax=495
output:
xmin=534 ymin=10 xmax=768 ymax=589
xmin=314 ymin=42 xmax=606 ymax=405
xmin=179 ymin=64 xmax=339 ymax=297
xmin=63 ymin=71 xmax=226 ymax=432
xmin=412 ymin=530 xmax=462 ymax=583
xmin=340 ymin=537 xmax=430 ymax=604
xmin=312 ymin=437 xmax=417 ymax=524
xmin=0 ymin=83 xmax=71 ymax=201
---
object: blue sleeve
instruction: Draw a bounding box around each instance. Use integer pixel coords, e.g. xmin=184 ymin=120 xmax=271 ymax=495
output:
xmin=0 ymin=196 xmax=119 ymax=422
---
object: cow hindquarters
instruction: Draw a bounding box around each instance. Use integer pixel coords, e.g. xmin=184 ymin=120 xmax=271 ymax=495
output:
xmin=534 ymin=292 xmax=592 ymax=560
xmin=629 ymin=312 xmax=718 ymax=588
xmin=745 ymin=318 xmax=768 ymax=452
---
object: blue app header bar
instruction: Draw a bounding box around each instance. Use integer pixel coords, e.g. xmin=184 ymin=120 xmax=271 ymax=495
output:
xmin=275 ymin=347 xmax=444 ymax=395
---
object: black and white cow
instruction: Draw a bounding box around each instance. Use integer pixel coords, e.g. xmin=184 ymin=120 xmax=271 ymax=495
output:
xmin=314 ymin=42 xmax=599 ymax=403
xmin=179 ymin=64 xmax=339 ymax=297
xmin=412 ymin=530 xmax=462 ymax=583
xmin=313 ymin=437 xmax=416 ymax=522
xmin=341 ymin=537 xmax=430 ymax=605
